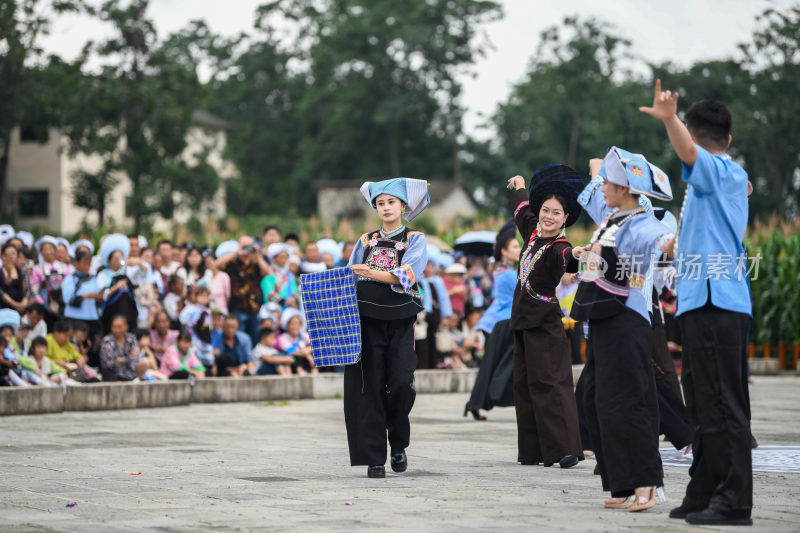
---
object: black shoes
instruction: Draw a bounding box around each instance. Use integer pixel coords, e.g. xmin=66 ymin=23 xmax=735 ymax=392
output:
xmin=669 ymin=505 xmax=695 ymax=519
xmin=391 ymin=450 xmax=408 ymax=473
xmin=463 ymin=403 xmax=487 ymax=420
xmin=558 ymin=455 xmax=580 ymax=469
xmin=367 ymin=465 xmax=385 ymax=478
xmin=685 ymin=508 xmax=752 ymax=526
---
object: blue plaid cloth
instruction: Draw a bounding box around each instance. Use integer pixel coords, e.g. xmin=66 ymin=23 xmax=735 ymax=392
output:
xmin=300 ymin=267 xmax=362 ymax=367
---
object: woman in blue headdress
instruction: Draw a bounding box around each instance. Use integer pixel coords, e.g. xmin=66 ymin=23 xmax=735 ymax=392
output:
xmin=344 ymin=177 xmax=429 ymax=479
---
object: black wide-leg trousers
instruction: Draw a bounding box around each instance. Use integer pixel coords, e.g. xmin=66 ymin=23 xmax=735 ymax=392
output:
xmin=678 ymin=303 xmax=752 ymax=517
xmin=344 ymin=316 xmax=417 ymax=466
xmin=582 ymin=308 xmax=663 ymax=497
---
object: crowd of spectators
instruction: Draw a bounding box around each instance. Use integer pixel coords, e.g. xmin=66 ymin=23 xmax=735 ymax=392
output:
xmin=0 ymin=224 xmax=520 ymax=388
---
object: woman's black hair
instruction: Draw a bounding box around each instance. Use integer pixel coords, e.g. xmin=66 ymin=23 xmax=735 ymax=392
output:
xmin=539 ymin=192 xmax=569 ymax=214
xmin=183 ymin=246 xmax=207 ymax=278
xmin=177 ymin=329 xmax=193 ymax=343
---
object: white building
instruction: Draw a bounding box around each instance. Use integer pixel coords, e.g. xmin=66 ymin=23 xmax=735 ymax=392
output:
xmin=4 ymin=110 xmax=238 ymax=235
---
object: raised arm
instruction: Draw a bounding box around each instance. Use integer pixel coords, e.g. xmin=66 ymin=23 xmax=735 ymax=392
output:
xmin=507 ymin=176 xmax=538 ymax=241
xmin=639 ymin=79 xmax=697 ymax=166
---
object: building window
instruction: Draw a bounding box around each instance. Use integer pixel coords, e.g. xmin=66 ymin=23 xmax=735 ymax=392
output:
xmin=19 ymin=125 xmax=49 ymax=143
xmin=18 ymin=190 xmax=49 ymax=217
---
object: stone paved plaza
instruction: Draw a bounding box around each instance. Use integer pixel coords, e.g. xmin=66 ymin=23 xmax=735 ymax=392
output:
xmin=2 ymin=376 xmax=799 ymax=532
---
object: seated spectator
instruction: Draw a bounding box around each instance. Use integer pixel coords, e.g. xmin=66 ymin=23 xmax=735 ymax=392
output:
xmin=254 ymin=328 xmax=293 ymax=376
xmin=150 ymin=310 xmax=178 ymax=363
xmin=159 ymin=329 xmax=205 ymax=380
xmin=438 ymin=314 xmax=465 ymax=369
xmin=163 ymin=274 xmax=184 ymax=329
xmin=99 ymin=315 xmax=143 ymax=382
xmin=24 ymin=303 xmax=48 ymax=341
xmin=213 ymin=314 xmax=254 ymax=377
xmin=46 ymin=320 xmax=98 ymax=382
xmin=179 ymin=286 xmax=214 ymax=368
xmin=12 ymin=322 xmax=31 ymax=357
xmin=133 ymin=328 xmax=162 ymax=380
xmin=27 ymin=336 xmax=67 ymax=386
xmin=0 ymin=309 xmax=33 ymax=386
xmin=443 ymin=263 xmax=468 ymax=317
xmin=456 ymin=307 xmax=485 ymax=368
xmin=278 ymin=308 xmax=316 ymax=375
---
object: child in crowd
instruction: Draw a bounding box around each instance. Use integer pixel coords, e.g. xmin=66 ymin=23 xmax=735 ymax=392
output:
xmin=134 ymin=329 xmax=164 ymax=381
xmin=254 ymin=328 xmax=293 ymax=376
xmin=163 ymin=275 xmax=184 ymax=329
xmin=28 ymin=336 xmax=67 ymax=386
xmin=278 ymin=309 xmax=316 ymax=375
xmin=179 ymin=286 xmax=214 ymax=368
xmin=160 ymin=329 xmax=206 ymax=380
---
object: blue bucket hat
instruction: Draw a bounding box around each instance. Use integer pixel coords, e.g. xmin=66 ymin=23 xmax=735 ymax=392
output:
xmin=0 ymin=309 xmax=21 ymax=333
xmin=360 ymin=178 xmax=430 ymax=222
xmin=599 ymin=147 xmax=673 ymax=201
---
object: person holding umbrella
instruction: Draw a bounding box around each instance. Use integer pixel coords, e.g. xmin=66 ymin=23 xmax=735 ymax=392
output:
xmin=506 ymin=165 xmax=585 ymax=469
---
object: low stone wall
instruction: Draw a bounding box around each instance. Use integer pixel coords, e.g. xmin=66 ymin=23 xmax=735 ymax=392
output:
xmin=0 ymin=368 xmax=489 ymax=416
xmin=63 ymin=381 xmax=192 ymax=412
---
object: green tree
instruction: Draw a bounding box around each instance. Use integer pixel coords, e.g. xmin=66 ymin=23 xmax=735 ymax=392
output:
xmin=64 ymin=0 xmax=224 ymax=232
xmin=0 ymin=0 xmax=85 ymax=219
xmin=212 ymin=0 xmax=501 ymax=215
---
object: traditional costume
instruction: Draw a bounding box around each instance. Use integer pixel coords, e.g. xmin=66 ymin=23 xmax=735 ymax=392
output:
xmin=344 ymin=178 xmax=429 ymax=477
xmin=508 ymin=165 xmax=584 ymax=468
xmin=573 ymin=147 xmax=673 ymax=503
xmin=465 ymin=220 xmax=518 ymax=418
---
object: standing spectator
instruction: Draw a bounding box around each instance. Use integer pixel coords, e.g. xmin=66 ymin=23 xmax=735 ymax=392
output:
xmin=99 ymin=315 xmax=143 ymax=382
xmin=150 ymin=310 xmax=178 ymax=363
xmin=213 ymin=315 xmax=254 ymax=377
xmin=215 ymin=237 xmax=270 ymax=344
xmin=1 ymin=243 xmax=27 ymax=313
xmin=35 ymin=235 xmax=70 ymax=316
xmin=261 ymin=225 xmax=282 ymax=258
xmin=262 ymin=243 xmax=297 ymax=305
xmin=128 ymin=235 xmax=141 ymax=259
xmin=61 ymin=250 xmax=103 ymax=342
xmin=177 ymin=245 xmax=213 ymax=288
xmin=301 ymin=242 xmax=326 ymax=273
xmin=96 ymin=234 xmax=138 ymax=334
xmin=156 ymin=240 xmax=181 ymax=276
xmin=443 ymin=263 xmax=468 ymax=317
xmin=207 ymin=252 xmax=230 ymax=315
xmin=337 ymin=242 xmax=355 ymax=267
xmin=55 ymin=238 xmax=71 ymax=265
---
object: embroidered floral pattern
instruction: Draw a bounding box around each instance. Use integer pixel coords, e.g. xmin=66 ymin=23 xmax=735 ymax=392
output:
xmin=524 ymin=283 xmax=559 ymax=303
xmin=394 ymin=241 xmax=406 ymax=251
xmin=514 ymin=200 xmax=530 ymax=219
xmin=368 ymin=237 xmax=379 ymax=247
xmin=366 ymin=248 xmax=398 ymax=271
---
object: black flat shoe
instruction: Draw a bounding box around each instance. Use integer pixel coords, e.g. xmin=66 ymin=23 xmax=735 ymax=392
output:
xmin=558 ymin=455 xmax=580 ymax=469
xmin=390 ymin=450 xmax=407 ymax=473
xmin=367 ymin=465 xmax=385 ymax=478
xmin=685 ymin=508 xmax=752 ymax=526
xmin=593 ymin=463 xmax=600 ymax=475
xmin=463 ymin=403 xmax=486 ymax=420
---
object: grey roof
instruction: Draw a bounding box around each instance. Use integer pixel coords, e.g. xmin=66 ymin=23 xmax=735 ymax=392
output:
xmin=191 ymin=109 xmax=233 ymax=131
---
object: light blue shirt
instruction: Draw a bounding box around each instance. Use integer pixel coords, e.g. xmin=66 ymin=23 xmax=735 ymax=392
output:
xmin=419 ymin=275 xmax=453 ymax=318
xmin=675 ymin=145 xmax=751 ymax=317
xmin=578 ymin=176 xmax=673 ymax=324
xmin=475 ymin=266 xmax=515 ymax=333
xmin=61 ymin=273 xmax=100 ymax=321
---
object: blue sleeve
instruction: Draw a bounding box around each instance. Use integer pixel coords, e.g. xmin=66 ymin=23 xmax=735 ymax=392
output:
xmin=638 ymin=194 xmax=654 ymax=215
xmin=347 ymin=239 xmax=365 ymax=267
xmin=61 ymin=276 xmax=76 ymax=304
xmin=682 ymin=145 xmax=719 ymax=193
xmin=390 ymin=233 xmax=427 ymax=293
xmin=577 ymin=175 xmax=612 ymax=225
xmin=419 ymin=278 xmax=433 ymax=313
xmin=431 ymin=276 xmax=453 ymax=318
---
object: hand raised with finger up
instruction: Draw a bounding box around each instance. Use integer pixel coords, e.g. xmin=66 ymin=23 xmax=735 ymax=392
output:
xmin=639 ymin=79 xmax=679 ymax=121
